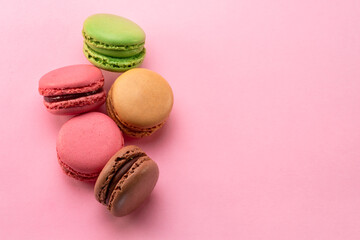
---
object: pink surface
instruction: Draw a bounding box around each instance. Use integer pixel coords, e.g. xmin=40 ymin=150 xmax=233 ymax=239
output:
xmin=57 ymin=112 xmax=124 ymax=174
xmin=0 ymin=0 xmax=360 ymax=239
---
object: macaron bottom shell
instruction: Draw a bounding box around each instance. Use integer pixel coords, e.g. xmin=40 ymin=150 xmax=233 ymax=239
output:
xmin=83 ymin=43 xmax=146 ymax=72
xmin=44 ymin=91 xmax=106 ymax=115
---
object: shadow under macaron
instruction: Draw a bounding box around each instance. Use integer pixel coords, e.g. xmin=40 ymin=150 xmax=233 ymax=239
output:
xmin=59 ymin=171 xmax=96 ymax=190
xmin=101 ymin=70 xmax=121 ymax=93
xmin=96 ymin=70 xmax=121 ymax=115
xmin=123 ymin=114 xmax=176 ymax=150
xmin=93 ymin=189 xmax=162 ymax=229
xmin=46 ymin=113 xmax=72 ymax=131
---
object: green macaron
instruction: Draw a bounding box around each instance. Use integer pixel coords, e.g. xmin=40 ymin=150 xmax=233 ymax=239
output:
xmin=82 ymin=14 xmax=146 ymax=72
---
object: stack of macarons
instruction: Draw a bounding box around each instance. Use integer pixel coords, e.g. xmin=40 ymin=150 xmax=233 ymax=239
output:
xmin=38 ymin=14 xmax=173 ymax=217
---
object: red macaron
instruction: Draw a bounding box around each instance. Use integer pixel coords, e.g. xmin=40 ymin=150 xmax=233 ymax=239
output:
xmin=56 ymin=112 xmax=124 ymax=181
xmin=39 ymin=64 xmax=106 ymax=115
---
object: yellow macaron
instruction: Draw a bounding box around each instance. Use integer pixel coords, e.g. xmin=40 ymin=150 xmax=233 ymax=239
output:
xmin=106 ymin=68 xmax=174 ymax=137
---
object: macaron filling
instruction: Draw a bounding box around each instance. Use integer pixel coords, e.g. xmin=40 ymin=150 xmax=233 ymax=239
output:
xmin=105 ymin=152 xmax=146 ymax=204
xmin=44 ymin=88 xmax=104 ymax=103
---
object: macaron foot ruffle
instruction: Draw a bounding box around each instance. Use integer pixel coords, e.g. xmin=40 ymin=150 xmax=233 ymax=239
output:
xmin=58 ymin=156 xmax=99 ymax=181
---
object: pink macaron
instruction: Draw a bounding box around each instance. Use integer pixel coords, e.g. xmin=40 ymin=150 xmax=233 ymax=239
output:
xmin=39 ymin=64 xmax=106 ymax=115
xmin=56 ymin=112 xmax=124 ymax=181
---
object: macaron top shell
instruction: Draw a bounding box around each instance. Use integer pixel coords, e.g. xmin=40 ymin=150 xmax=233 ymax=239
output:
xmin=39 ymin=65 xmax=104 ymax=95
xmin=57 ymin=112 xmax=124 ymax=174
xmin=109 ymin=158 xmax=159 ymax=216
xmin=111 ymin=68 xmax=174 ymax=128
xmin=83 ymin=14 xmax=145 ymax=47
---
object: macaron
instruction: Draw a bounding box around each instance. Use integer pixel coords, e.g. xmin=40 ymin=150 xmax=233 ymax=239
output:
xmin=57 ymin=112 xmax=124 ymax=181
xmin=39 ymin=64 xmax=106 ymax=115
xmin=94 ymin=145 xmax=159 ymax=217
xmin=82 ymin=14 xmax=146 ymax=72
xmin=106 ymin=68 xmax=174 ymax=137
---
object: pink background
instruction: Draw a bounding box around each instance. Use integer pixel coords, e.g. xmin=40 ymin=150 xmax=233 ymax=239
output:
xmin=1 ymin=0 xmax=360 ymax=239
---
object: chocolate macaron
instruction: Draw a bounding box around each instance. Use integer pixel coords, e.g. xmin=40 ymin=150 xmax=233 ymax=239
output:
xmin=106 ymin=68 xmax=174 ymax=137
xmin=94 ymin=145 xmax=159 ymax=216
